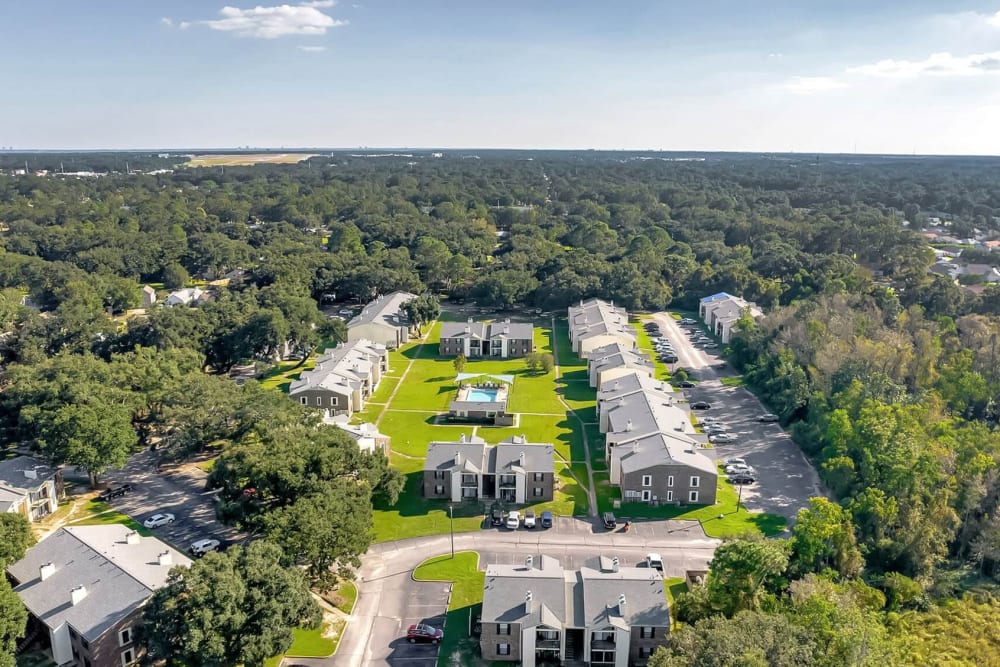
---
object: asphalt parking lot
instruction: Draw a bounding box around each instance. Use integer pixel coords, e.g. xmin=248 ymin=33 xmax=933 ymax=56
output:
xmin=379 ymin=580 xmax=449 ymax=666
xmin=101 ymin=450 xmax=244 ymax=554
xmin=650 ymin=313 xmax=825 ymax=524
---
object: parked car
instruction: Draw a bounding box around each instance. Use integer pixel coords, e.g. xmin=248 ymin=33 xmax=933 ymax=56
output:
xmin=676 ymin=381 xmax=695 ymax=388
xmin=725 ymin=463 xmax=755 ymax=475
xmin=680 ymin=318 xmax=697 ymax=324
xmin=338 ymin=308 xmax=354 ymax=316
xmin=730 ymin=473 xmax=757 ymax=485
xmin=524 ymin=510 xmax=536 ymax=529
xmin=506 ymin=510 xmax=521 ymax=530
xmin=663 ymin=355 xmax=679 ymax=363
xmin=540 ymin=510 xmax=553 ymax=529
xmin=97 ymin=484 xmax=134 ymax=502
xmin=407 ymin=624 xmax=443 ymax=644
xmin=189 ymin=538 xmax=221 ymax=556
xmin=143 ymin=513 xmax=175 ymax=529
xmin=602 ymin=512 xmax=617 ymax=529
xmin=703 ymin=423 xmax=727 ymax=431
xmin=701 ymin=416 xmax=721 ymax=423
xmin=722 ymin=457 xmax=747 ymax=467
xmin=490 ymin=503 xmax=505 ymax=526
xmin=703 ymin=342 xmax=719 ymax=349
xmin=710 ymin=433 xmax=737 ymax=443
xmin=690 ymin=401 xmax=712 ymax=410
xmin=757 ymin=413 xmax=780 ymax=423
xmin=646 ymin=553 xmax=664 ymax=571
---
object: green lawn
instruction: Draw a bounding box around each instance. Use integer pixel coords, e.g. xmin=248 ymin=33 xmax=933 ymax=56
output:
xmin=595 ymin=467 xmax=786 ymax=538
xmin=264 ymin=620 xmax=343 ymax=667
xmin=413 ymin=552 xmax=486 ymax=667
xmin=70 ymin=499 xmax=152 ymax=536
xmin=720 ymin=376 xmax=745 ymax=387
xmin=632 ymin=317 xmax=671 ymax=381
xmin=665 ymin=577 xmax=688 ymax=630
xmin=333 ymin=581 xmax=358 ymax=614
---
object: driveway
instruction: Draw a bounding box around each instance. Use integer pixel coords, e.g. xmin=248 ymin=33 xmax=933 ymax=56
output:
xmin=650 ymin=313 xmax=824 ymax=523
xmin=101 ymin=450 xmax=245 ymax=553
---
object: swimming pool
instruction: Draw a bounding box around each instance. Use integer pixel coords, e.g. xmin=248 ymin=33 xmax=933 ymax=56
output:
xmin=467 ymin=388 xmax=500 ymax=402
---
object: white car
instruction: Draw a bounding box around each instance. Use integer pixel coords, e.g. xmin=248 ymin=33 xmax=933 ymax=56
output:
xmin=725 ymin=463 xmax=755 ymax=475
xmin=722 ymin=457 xmax=747 ymax=467
xmin=710 ymin=433 xmax=737 ymax=443
xmin=700 ymin=417 xmax=721 ymax=424
xmin=189 ymin=538 xmax=221 ymax=556
xmin=757 ymin=413 xmax=780 ymax=423
xmin=143 ymin=513 xmax=175 ymax=529
xmin=506 ymin=511 xmax=521 ymax=530
xmin=338 ymin=308 xmax=354 ymax=315
xmin=704 ymin=425 xmax=728 ymax=434
xmin=646 ymin=553 xmax=664 ymax=571
xmin=524 ymin=510 xmax=537 ymax=529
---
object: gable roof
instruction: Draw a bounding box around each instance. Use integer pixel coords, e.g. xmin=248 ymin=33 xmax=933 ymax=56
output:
xmin=700 ymin=292 xmax=736 ymax=303
xmin=616 ymin=432 xmax=717 ymax=475
xmin=7 ymin=525 xmax=191 ymax=641
xmin=579 ymin=564 xmax=669 ymax=628
xmin=424 ymin=437 xmax=554 ymax=474
xmin=348 ymin=291 xmax=417 ymax=329
xmin=441 ymin=320 xmax=534 ymax=341
xmin=289 ymin=339 xmax=386 ymax=397
xmin=0 ymin=455 xmax=57 ymax=494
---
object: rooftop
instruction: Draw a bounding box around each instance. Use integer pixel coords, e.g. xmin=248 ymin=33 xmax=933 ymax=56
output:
xmin=0 ymin=455 xmax=58 ymax=493
xmin=348 ymin=291 xmax=417 ymax=329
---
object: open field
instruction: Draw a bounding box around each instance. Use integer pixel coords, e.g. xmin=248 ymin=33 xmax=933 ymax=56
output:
xmin=186 ymin=153 xmax=318 ymax=167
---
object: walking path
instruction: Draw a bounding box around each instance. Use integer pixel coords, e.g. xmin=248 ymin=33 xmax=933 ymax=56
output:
xmin=373 ymin=321 xmax=437 ymax=428
xmin=550 ymin=317 xmax=599 ymax=518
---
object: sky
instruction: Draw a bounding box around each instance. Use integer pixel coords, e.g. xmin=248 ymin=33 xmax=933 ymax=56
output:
xmin=3 ymin=1 xmax=1000 ymax=154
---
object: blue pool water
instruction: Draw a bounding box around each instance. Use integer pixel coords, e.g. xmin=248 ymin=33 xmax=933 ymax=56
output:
xmin=467 ymin=388 xmax=500 ymax=402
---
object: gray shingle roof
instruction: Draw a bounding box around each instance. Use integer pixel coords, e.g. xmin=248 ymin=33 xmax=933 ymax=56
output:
xmin=496 ymin=439 xmax=555 ymax=473
xmin=424 ymin=437 xmax=554 ymax=474
xmin=617 ymin=432 xmax=717 ymax=475
xmin=481 ymin=555 xmax=669 ymax=631
xmin=348 ymin=291 xmax=417 ymax=329
xmin=424 ymin=439 xmax=488 ymax=472
xmin=7 ymin=525 xmax=191 ymax=641
xmin=440 ymin=320 xmax=534 ymax=341
xmin=289 ymin=339 xmax=385 ymax=397
xmin=0 ymin=456 xmax=57 ymax=494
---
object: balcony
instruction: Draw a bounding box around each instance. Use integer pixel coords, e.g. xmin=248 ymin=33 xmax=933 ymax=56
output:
xmin=498 ymin=475 xmax=517 ymax=488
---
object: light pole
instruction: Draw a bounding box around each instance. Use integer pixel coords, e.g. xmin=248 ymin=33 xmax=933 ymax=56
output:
xmin=736 ymin=482 xmax=744 ymax=513
xmin=448 ymin=504 xmax=455 ymax=558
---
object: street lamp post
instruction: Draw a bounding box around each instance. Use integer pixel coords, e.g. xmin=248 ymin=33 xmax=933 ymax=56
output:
xmin=737 ymin=482 xmax=744 ymax=513
xmin=448 ymin=504 xmax=455 ymax=558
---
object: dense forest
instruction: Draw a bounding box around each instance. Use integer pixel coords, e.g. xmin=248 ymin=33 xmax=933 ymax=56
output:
xmin=3 ymin=150 xmax=1000 ymax=664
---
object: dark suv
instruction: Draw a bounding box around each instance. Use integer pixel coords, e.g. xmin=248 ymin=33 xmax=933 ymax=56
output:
xmin=602 ymin=512 xmax=617 ymax=530
xmin=489 ymin=503 xmax=505 ymax=527
xmin=98 ymin=484 xmax=134 ymax=502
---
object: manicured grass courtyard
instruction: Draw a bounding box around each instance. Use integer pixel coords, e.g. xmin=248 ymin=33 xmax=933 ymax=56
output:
xmin=70 ymin=499 xmax=153 ymax=536
xmin=264 ymin=619 xmax=343 ymax=667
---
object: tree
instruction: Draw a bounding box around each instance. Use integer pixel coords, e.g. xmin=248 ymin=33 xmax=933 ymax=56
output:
xmin=0 ymin=578 xmax=27 ymax=667
xmin=703 ymin=537 xmax=790 ymax=618
xmin=790 ymin=497 xmax=863 ymax=578
xmin=648 ymin=611 xmax=817 ymax=667
xmin=142 ymin=541 xmax=321 ymax=667
xmin=161 ymin=263 xmax=190 ymax=290
xmin=402 ymin=294 xmax=440 ymax=336
xmin=0 ymin=514 xmax=34 ymax=568
xmin=524 ymin=352 xmax=541 ymax=373
xmin=539 ymin=352 xmax=554 ymax=373
xmin=453 ymin=353 xmax=467 ymax=373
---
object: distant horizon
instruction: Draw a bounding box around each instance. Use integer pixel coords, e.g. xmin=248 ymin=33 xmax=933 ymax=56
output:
xmin=3 ymin=146 xmax=1000 ymax=160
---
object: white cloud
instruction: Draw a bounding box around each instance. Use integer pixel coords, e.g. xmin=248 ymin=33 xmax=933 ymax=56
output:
xmin=160 ymin=17 xmax=173 ymax=27
xmin=782 ymin=76 xmax=848 ymax=94
xmin=847 ymin=51 xmax=1000 ymax=78
xmin=298 ymin=45 xmax=326 ymax=52
xmin=178 ymin=2 xmax=347 ymax=39
xmin=989 ymin=10 xmax=1000 ymax=27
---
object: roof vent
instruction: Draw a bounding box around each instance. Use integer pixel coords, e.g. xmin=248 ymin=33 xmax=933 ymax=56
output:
xmin=39 ymin=562 xmax=55 ymax=581
xmin=626 ymin=419 xmax=634 ymax=432
xmin=618 ymin=593 xmax=626 ymax=616
xmin=455 ymin=450 xmax=462 ymax=465
xmin=611 ymin=556 xmax=620 ymax=573
xmin=22 ymin=469 xmax=37 ymax=480
xmin=468 ymin=316 xmax=473 ymax=324
xmin=525 ymin=555 xmax=533 ymax=570
xmin=158 ymin=551 xmax=173 ymax=566
xmin=525 ymin=590 xmax=533 ymax=614
xmin=125 ymin=531 xmax=141 ymax=545
xmin=519 ymin=451 xmax=525 ymax=466
xmin=70 ymin=586 xmax=87 ymax=606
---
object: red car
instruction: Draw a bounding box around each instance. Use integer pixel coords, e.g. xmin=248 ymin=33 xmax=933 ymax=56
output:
xmin=407 ymin=624 xmax=443 ymax=644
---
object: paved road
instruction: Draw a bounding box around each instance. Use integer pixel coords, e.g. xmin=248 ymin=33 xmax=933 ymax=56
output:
xmin=650 ymin=313 xmax=825 ymax=523
xmin=101 ymin=450 xmax=245 ymax=554
xmin=323 ymin=520 xmax=719 ymax=667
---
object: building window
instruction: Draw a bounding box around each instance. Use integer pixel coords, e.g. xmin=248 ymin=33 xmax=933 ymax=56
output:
xmin=640 ymin=626 xmax=654 ymax=639
xmin=331 ymin=396 xmax=338 ymax=406
xmin=533 ymin=472 xmax=544 ymax=482
xmin=533 ymin=487 xmax=543 ymax=497
xmin=690 ymin=476 xmax=700 ymax=488
xmin=69 ymin=627 xmax=78 ymax=640
xmin=667 ymin=475 xmax=674 ymax=487
xmin=498 ymin=643 xmax=511 ymax=656
xmin=666 ymin=490 xmax=673 ymax=502
xmin=434 ymin=485 xmax=444 ymax=495
xmin=642 ymin=475 xmax=652 ymax=487
xmin=639 ymin=647 xmax=652 ymax=658
xmin=498 ymin=623 xmax=510 ymax=635
xmin=316 ymin=397 xmax=323 ymax=406
xmin=434 ymin=470 xmax=446 ymax=480
xmin=689 ymin=490 xmax=699 ymax=503
xmin=121 ymin=649 xmax=136 ymax=666
xmin=461 ymin=474 xmax=477 ymax=486
xmin=119 ymin=627 xmax=133 ymax=646
xmin=641 ymin=489 xmax=651 ymax=501
xmin=299 ymin=397 xmax=307 ymax=405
